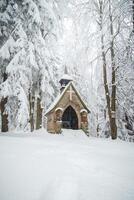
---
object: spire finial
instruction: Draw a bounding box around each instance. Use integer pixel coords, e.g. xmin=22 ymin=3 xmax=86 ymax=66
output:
xmin=64 ymin=65 xmax=68 ymax=74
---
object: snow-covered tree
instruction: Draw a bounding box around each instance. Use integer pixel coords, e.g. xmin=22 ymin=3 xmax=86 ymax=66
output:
xmin=0 ymin=0 xmax=63 ymax=131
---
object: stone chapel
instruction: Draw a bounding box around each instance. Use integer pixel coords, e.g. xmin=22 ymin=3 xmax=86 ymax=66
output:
xmin=45 ymin=74 xmax=90 ymax=133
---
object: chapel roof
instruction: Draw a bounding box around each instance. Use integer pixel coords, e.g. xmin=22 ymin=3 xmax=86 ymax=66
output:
xmin=45 ymin=81 xmax=90 ymax=115
xmin=59 ymin=74 xmax=73 ymax=83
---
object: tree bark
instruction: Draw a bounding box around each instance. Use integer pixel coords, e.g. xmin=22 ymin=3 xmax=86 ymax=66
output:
xmin=98 ymin=0 xmax=117 ymax=139
xmin=132 ymin=0 xmax=134 ymax=33
xmin=99 ymin=0 xmax=111 ymax=134
xmin=108 ymin=0 xmax=117 ymax=139
xmin=36 ymin=97 xmax=42 ymax=129
xmin=1 ymin=73 xmax=8 ymax=132
xmin=29 ymin=92 xmax=35 ymax=132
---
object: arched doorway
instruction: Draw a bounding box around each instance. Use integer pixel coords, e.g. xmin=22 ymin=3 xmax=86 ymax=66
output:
xmin=62 ymin=106 xmax=78 ymax=129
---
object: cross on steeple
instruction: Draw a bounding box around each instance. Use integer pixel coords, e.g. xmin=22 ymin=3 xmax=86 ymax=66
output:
xmin=69 ymin=85 xmax=73 ymax=101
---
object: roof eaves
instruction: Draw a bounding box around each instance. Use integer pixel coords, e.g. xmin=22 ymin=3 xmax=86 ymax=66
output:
xmin=71 ymin=82 xmax=90 ymax=113
xmin=45 ymin=82 xmax=72 ymax=115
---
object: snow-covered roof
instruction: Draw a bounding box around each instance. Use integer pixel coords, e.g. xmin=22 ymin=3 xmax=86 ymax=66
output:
xmin=60 ymin=74 xmax=73 ymax=81
xmin=45 ymin=81 xmax=90 ymax=115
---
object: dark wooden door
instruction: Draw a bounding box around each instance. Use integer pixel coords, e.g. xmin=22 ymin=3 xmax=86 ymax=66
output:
xmin=62 ymin=106 xmax=78 ymax=129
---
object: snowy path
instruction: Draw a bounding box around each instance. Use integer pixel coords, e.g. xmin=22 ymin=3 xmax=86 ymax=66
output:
xmin=0 ymin=129 xmax=134 ymax=200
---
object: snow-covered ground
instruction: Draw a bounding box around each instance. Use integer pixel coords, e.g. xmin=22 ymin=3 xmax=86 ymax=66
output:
xmin=0 ymin=129 xmax=134 ymax=200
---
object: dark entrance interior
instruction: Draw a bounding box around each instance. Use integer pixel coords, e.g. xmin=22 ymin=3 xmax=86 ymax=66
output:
xmin=62 ymin=106 xmax=78 ymax=129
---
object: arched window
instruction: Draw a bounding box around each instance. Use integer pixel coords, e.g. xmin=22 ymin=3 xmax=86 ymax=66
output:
xmin=55 ymin=108 xmax=63 ymax=121
xmin=80 ymin=110 xmax=88 ymax=123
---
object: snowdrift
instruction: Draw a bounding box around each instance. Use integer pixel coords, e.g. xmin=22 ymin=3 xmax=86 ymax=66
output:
xmin=0 ymin=129 xmax=134 ymax=200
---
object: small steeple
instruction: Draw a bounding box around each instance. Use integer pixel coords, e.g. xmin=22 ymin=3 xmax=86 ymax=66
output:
xmin=64 ymin=65 xmax=68 ymax=74
xmin=59 ymin=66 xmax=73 ymax=92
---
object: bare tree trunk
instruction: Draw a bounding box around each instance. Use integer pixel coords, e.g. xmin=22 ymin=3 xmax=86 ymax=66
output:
xmin=108 ymin=0 xmax=117 ymax=139
xmin=101 ymin=39 xmax=111 ymax=126
xmin=1 ymin=73 xmax=8 ymax=132
xmin=99 ymin=0 xmax=111 ymax=135
xmin=36 ymin=97 xmax=42 ymax=129
xmin=29 ymin=92 xmax=35 ymax=132
xmin=98 ymin=0 xmax=117 ymax=139
xmin=133 ymin=0 xmax=134 ymax=32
